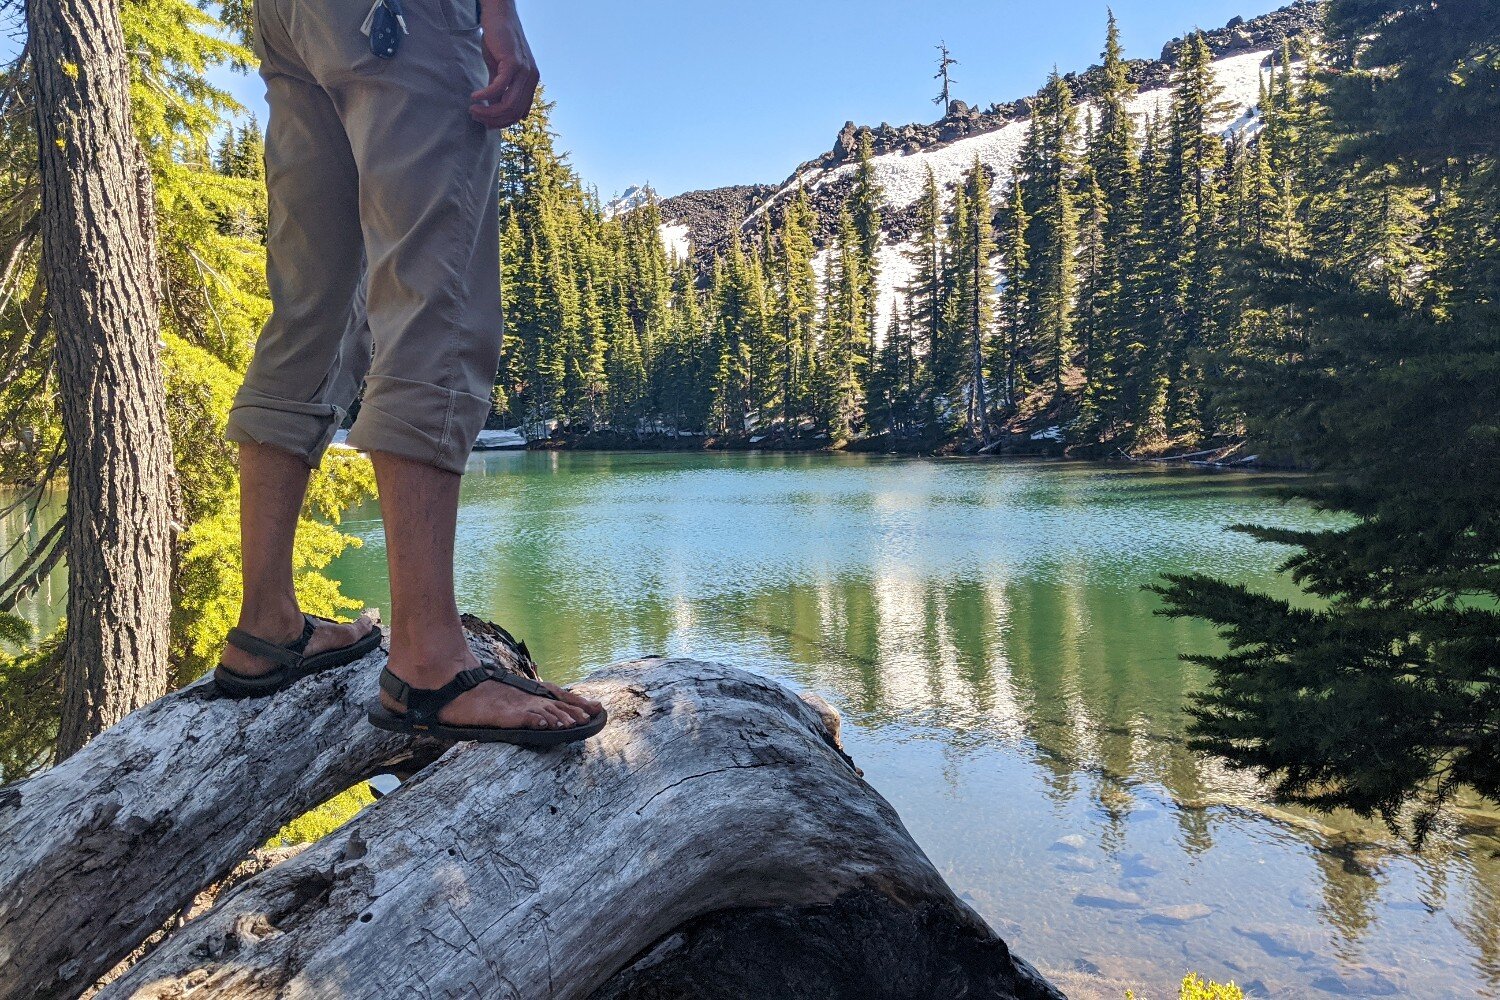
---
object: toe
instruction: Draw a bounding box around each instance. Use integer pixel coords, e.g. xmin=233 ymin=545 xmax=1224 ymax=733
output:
xmin=545 ymin=682 xmax=602 ymax=716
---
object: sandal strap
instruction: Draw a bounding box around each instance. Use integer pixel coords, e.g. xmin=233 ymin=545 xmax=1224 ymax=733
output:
xmin=378 ymin=661 xmax=558 ymax=730
xmin=224 ymin=615 xmax=318 ymax=669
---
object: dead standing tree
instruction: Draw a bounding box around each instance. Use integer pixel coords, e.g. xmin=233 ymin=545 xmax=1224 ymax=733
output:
xmin=26 ymin=0 xmax=176 ymax=757
xmin=934 ymin=41 xmax=959 ymax=113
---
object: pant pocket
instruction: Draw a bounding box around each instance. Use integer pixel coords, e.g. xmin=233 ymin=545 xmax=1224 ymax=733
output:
xmin=439 ymin=0 xmax=481 ymax=32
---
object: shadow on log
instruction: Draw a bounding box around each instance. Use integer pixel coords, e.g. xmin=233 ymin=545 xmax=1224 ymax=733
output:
xmin=2 ymin=622 xmax=1062 ymax=1000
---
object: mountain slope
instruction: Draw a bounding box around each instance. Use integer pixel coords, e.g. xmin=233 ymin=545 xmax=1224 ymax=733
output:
xmin=651 ymin=0 xmax=1320 ymax=330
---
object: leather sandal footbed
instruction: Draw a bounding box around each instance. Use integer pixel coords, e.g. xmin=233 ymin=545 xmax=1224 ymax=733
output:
xmin=213 ymin=615 xmax=382 ymax=697
xmin=366 ymin=701 xmax=607 ymax=747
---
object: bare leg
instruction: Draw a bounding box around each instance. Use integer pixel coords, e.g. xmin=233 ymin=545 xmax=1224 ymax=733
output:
xmin=372 ymin=451 xmax=601 ymax=729
xmin=220 ymin=442 xmax=376 ymax=678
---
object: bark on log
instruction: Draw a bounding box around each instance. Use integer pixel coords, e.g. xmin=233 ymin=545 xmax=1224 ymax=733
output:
xmin=0 ymin=619 xmax=530 ymax=1000
xmin=94 ymin=659 xmax=1062 ymax=1000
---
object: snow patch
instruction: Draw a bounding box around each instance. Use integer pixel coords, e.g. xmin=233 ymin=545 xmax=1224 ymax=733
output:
xmin=659 ymin=222 xmax=692 ymax=261
xmin=604 ymin=184 xmax=654 ymax=219
xmin=781 ymin=49 xmax=1276 ymax=218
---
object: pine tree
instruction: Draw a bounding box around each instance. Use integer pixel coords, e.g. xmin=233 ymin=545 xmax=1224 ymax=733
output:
xmin=961 ymin=159 xmax=997 ymax=445
xmin=1074 ymin=165 xmax=1109 ymax=429
xmin=1160 ymin=31 xmax=1233 ymax=436
xmin=1157 ymin=0 xmax=1500 ymax=840
xmin=995 ymin=173 xmax=1030 ymax=414
xmin=773 ymin=188 xmax=819 ymax=430
xmin=1019 ymin=70 xmax=1081 ymax=400
xmin=848 ymin=129 xmax=885 ymax=414
xmin=816 ymin=208 xmax=870 ymax=442
xmin=905 ymin=166 xmax=944 ymax=423
xmin=1082 ymin=11 xmax=1140 ymax=438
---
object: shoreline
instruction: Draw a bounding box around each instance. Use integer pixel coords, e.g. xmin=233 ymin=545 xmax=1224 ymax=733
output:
xmin=494 ymin=431 xmax=1300 ymax=471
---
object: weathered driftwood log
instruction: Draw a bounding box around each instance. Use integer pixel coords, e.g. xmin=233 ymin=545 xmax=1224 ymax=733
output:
xmin=0 ymin=617 xmax=528 ymax=1000
xmin=99 ymin=659 xmax=1061 ymax=1000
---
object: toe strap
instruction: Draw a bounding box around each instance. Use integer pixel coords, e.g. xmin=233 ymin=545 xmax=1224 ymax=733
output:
xmin=379 ymin=662 xmax=557 ymax=730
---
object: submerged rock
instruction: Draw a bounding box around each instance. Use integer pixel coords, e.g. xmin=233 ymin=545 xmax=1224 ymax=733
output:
xmin=1074 ymin=886 xmax=1145 ymax=909
xmin=1141 ymin=903 xmax=1212 ymax=925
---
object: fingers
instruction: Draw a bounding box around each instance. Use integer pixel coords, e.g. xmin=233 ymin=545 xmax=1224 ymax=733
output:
xmin=470 ymin=62 xmax=515 ymax=106
xmin=470 ymin=66 xmax=539 ymax=129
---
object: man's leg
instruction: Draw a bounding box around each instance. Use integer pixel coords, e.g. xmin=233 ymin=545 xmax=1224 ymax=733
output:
xmin=371 ymin=452 xmax=599 ymax=728
xmin=220 ymin=17 xmax=378 ymax=676
xmin=218 ymin=442 xmax=375 ymax=678
xmin=313 ymin=3 xmax=598 ymax=728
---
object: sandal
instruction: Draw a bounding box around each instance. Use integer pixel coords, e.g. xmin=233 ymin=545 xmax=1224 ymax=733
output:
xmin=213 ymin=613 xmax=382 ymax=697
xmin=366 ymin=661 xmax=607 ymax=747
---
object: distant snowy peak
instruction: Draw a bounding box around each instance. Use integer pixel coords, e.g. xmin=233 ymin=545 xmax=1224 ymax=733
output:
xmin=603 ymin=184 xmax=656 ymax=219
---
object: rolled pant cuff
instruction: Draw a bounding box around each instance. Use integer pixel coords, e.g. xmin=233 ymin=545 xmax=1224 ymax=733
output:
xmin=344 ymin=375 xmax=490 ymax=475
xmin=226 ymin=389 xmax=344 ymax=468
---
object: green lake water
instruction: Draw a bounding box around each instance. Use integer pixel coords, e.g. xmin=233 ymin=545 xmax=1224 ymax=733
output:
xmin=8 ymin=452 xmax=1498 ymax=997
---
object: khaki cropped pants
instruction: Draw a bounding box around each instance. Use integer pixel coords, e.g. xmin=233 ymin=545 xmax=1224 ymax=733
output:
xmin=227 ymin=0 xmax=502 ymax=474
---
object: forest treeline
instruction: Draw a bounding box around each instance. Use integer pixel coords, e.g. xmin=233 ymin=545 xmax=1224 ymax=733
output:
xmin=445 ymin=13 xmax=1447 ymax=458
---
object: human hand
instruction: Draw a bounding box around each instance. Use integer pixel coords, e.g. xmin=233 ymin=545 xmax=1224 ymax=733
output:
xmin=470 ymin=0 xmax=539 ymax=129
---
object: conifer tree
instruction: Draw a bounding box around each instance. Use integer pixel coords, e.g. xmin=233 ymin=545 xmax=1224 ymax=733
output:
xmin=848 ymin=129 xmax=885 ymax=411
xmin=1158 ymin=0 xmax=1500 ymax=840
xmin=1082 ymin=11 xmax=1140 ymax=437
xmin=961 ymin=160 xmax=997 ymax=445
xmin=1019 ymin=70 xmax=1081 ymax=399
xmin=995 ymin=174 xmax=1030 ymax=413
xmin=773 ymin=188 xmax=819 ymax=430
xmin=1160 ymin=31 xmax=1234 ymax=436
xmin=816 ymin=208 xmax=870 ymax=441
xmin=905 ymin=166 xmax=945 ymax=423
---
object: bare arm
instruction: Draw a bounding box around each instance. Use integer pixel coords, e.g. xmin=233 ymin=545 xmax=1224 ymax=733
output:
xmin=470 ymin=0 xmax=539 ymax=129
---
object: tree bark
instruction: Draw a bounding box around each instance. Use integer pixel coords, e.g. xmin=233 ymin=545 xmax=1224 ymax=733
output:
xmin=0 ymin=623 xmax=477 ymax=1000
xmin=89 ymin=658 xmax=1061 ymax=1000
xmin=27 ymin=0 xmax=177 ymax=757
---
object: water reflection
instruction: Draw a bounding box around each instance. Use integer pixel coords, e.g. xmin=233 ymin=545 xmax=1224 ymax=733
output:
xmin=6 ymin=452 xmax=1493 ymax=996
xmin=0 ymin=492 xmax=65 ymax=648
xmin=349 ymin=451 xmax=1494 ymax=998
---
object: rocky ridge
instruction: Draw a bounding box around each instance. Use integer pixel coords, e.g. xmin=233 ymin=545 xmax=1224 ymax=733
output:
xmin=656 ymin=1 xmax=1321 ymax=262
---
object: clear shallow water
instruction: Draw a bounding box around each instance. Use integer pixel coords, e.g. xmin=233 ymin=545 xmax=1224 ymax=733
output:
xmin=322 ymin=451 xmax=1500 ymax=999
xmin=7 ymin=453 xmax=1497 ymax=996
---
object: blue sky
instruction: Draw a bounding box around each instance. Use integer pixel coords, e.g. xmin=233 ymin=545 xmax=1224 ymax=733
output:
xmin=205 ymin=0 xmax=1283 ymax=199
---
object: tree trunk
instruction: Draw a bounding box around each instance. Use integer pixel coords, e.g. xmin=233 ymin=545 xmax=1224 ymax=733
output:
xmin=0 ymin=627 xmax=1062 ymax=1000
xmin=100 ymin=658 xmax=1060 ymax=1000
xmin=27 ymin=0 xmax=177 ymax=758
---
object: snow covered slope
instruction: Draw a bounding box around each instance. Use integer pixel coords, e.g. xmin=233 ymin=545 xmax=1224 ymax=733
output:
xmin=792 ymin=49 xmax=1270 ymax=217
xmin=795 ymin=48 xmax=1279 ymax=333
xmin=633 ymin=1 xmax=1320 ymax=336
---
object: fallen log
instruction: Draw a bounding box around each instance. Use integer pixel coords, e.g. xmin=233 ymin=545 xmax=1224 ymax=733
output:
xmin=0 ymin=617 xmax=528 ymax=1000
xmin=95 ymin=658 xmax=1061 ymax=1000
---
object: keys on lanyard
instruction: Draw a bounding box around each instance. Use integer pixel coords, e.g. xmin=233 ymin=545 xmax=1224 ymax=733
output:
xmin=360 ymin=0 xmax=409 ymax=59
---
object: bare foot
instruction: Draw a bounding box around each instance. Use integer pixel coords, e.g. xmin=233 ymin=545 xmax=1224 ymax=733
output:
xmin=220 ymin=609 xmax=378 ymax=679
xmin=381 ymin=651 xmax=604 ymax=732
